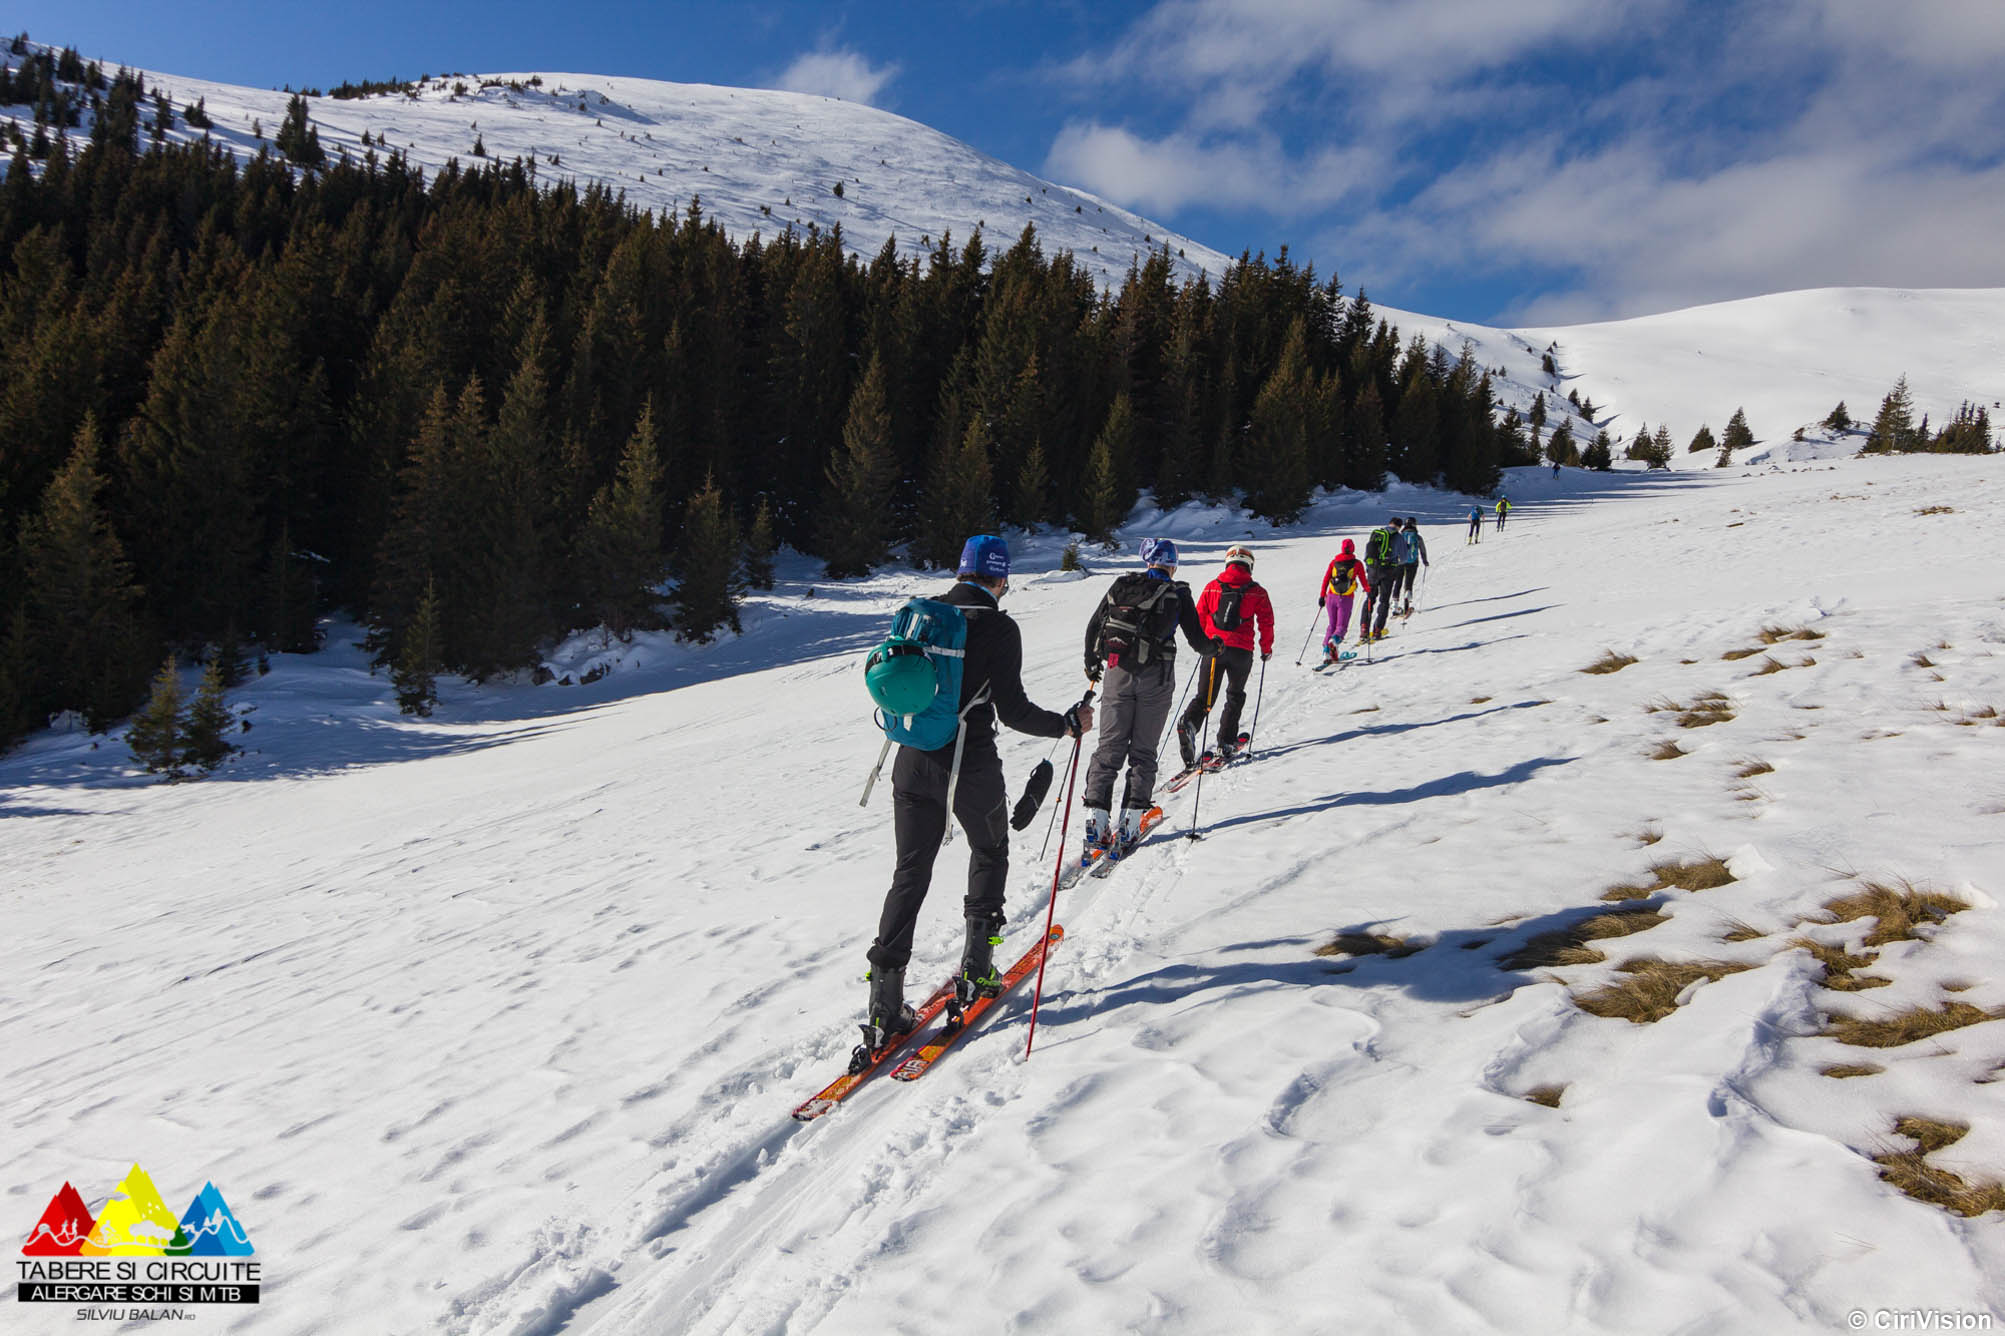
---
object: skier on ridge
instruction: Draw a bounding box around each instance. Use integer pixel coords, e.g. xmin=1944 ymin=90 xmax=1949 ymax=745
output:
xmin=1080 ymin=538 xmax=1210 ymax=859
xmin=1318 ymin=538 xmax=1370 ymax=664
xmin=864 ymin=535 xmax=1092 ymax=1046
xmin=1176 ymin=545 xmax=1274 ymax=768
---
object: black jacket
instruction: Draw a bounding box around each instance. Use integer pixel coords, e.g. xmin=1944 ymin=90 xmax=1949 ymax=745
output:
xmin=1083 ymin=572 xmax=1209 ymax=676
xmin=934 ymin=580 xmax=1068 ymax=751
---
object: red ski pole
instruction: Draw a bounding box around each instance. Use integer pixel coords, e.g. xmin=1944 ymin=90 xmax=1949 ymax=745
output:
xmin=1025 ymin=690 xmax=1091 ymax=1060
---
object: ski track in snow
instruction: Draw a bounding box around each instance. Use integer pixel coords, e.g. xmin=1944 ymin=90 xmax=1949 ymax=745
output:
xmin=7 ymin=458 xmax=2005 ymax=1334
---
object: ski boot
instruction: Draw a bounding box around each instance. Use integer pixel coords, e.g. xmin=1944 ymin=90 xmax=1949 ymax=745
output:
xmin=1081 ymin=807 xmax=1112 ymax=864
xmin=955 ymin=916 xmax=1005 ymax=1009
xmin=855 ymin=965 xmax=918 ymax=1069
xmin=1111 ymin=807 xmax=1149 ymax=857
xmin=1176 ymin=718 xmax=1199 ymax=770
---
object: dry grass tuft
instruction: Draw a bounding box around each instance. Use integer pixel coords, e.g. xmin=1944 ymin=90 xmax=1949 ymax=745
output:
xmin=1915 ymin=505 xmax=1955 ymax=516
xmin=1723 ymin=647 xmax=1762 ymax=661
xmin=1582 ymin=650 xmax=1639 ymax=675
xmin=1352 ymin=704 xmax=1381 ymax=714
xmin=1824 ymin=1002 xmax=2001 ymax=1048
xmin=1875 ymin=1118 xmax=2005 ymax=1217
xmin=1500 ymin=906 xmax=1669 ymax=971
xmin=1650 ymin=855 xmax=1736 ymax=891
xmin=1470 ymin=695 xmax=1492 ymax=704
xmin=1752 ymin=656 xmax=1788 ymax=676
xmin=1523 ymin=1085 xmax=1567 ymax=1108
xmin=1735 ymin=759 xmax=1775 ymax=779
xmin=1790 ymin=937 xmax=1890 ymax=991
xmin=1758 ymin=624 xmax=1827 ymax=644
xmin=1651 ymin=739 xmax=1687 ymax=761
xmin=1821 ymin=1063 xmax=1883 ymax=1079
xmin=1573 ymin=957 xmax=1755 ymax=1023
xmin=1677 ymin=692 xmax=1736 ymax=728
xmin=1720 ymin=920 xmax=1767 ymax=943
xmin=1912 ymin=651 xmax=1935 ymax=668
xmin=1316 ymin=930 xmax=1421 ymax=959
xmin=1633 ymin=824 xmax=1665 ymax=846
xmin=1821 ymin=880 xmax=1970 ymax=946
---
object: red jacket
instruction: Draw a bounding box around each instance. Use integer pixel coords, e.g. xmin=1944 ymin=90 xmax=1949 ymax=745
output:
xmin=1196 ymin=564 xmax=1275 ymax=654
xmin=1322 ymin=553 xmax=1369 ymax=599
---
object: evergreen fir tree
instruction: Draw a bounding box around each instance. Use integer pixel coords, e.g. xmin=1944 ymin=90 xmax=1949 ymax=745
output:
xmin=576 ymin=398 xmax=667 ymax=638
xmin=1083 ymin=394 xmax=1138 ymax=537
xmin=1390 ymin=367 xmax=1440 ymax=484
xmin=817 ymin=352 xmax=897 ymax=577
xmin=918 ymin=415 xmax=996 ymax=570
xmin=1346 ymin=381 xmax=1387 ymax=494
xmin=393 ymin=578 xmax=442 ymax=716
xmin=262 ymin=525 xmax=320 ymax=655
xmin=673 ymin=473 xmax=741 ymax=643
xmin=1687 ymin=424 xmax=1717 ymax=454
xmin=1583 ymin=430 xmax=1614 ymax=471
xmin=1010 ymin=440 xmax=1052 ymax=534
xmin=1243 ymin=320 xmax=1315 ymax=520
xmin=1546 ymin=420 xmax=1577 ymax=466
xmin=181 ymin=657 xmax=235 ymax=771
xmin=740 ymin=495 xmax=777 ymax=592
xmin=1822 ymin=401 xmax=1852 ymax=432
xmin=1864 ymin=377 xmax=1917 ymax=453
xmin=1722 ymin=407 xmax=1755 ymax=452
xmin=19 ymin=415 xmax=148 ymax=730
xmin=127 ymin=655 xmax=184 ymax=776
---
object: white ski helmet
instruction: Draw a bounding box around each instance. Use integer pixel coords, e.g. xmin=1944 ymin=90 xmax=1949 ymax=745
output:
xmin=1224 ymin=545 xmax=1255 ymax=570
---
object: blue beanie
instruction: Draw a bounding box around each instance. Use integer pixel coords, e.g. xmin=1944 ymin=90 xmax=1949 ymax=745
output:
xmin=1140 ymin=537 xmax=1179 ymax=569
xmin=957 ymin=534 xmax=1011 ymax=579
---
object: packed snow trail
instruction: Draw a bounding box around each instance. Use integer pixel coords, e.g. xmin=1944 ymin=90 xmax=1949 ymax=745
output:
xmin=5 ymin=459 xmax=2004 ymax=1335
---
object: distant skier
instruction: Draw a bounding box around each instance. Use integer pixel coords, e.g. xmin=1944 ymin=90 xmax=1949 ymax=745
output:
xmin=1495 ymin=495 xmax=1511 ymax=530
xmin=1176 ymin=545 xmax=1275 ymax=767
xmin=1467 ymin=505 xmax=1483 ymax=544
xmin=1359 ymin=517 xmax=1402 ymax=642
xmin=1551 ymin=460 xmax=1561 ymax=478
xmin=865 ymin=535 xmax=1092 ymax=1044
xmin=1318 ymin=539 xmax=1370 ymax=663
xmin=1395 ymin=516 xmax=1429 ymax=617
xmin=1081 ymin=538 xmax=1209 ymax=858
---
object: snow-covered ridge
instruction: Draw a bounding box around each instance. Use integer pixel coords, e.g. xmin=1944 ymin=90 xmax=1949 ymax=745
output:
xmin=3 ymin=52 xmax=1233 ymax=291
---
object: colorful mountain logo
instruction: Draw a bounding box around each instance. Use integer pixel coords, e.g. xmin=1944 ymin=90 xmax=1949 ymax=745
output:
xmin=20 ymin=1164 xmax=252 ymax=1257
xmin=20 ymin=1181 xmax=94 ymax=1255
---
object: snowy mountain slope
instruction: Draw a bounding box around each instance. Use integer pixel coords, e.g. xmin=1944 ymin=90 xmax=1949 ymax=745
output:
xmin=0 ymin=55 xmax=1232 ymax=291
xmin=7 ymin=455 xmax=2005 ymax=1334
xmin=1380 ymin=288 xmax=2005 ymax=462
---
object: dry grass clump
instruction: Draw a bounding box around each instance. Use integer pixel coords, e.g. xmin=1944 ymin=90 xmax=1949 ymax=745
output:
xmin=1752 ymin=656 xmax=1787 ymax=676
xmin=1651 ymin=739 xmax=1687 ymax=761
xmin=1734 ymin=758 xmax=1775 ymax=779
xmin=1316 ymin=930 xmax=1421 ymax=959
xmin=1821 ymin=880 xmax=1970 ymax=946
xmin=1650 ymin=855 xmax=1737 ymax=891
xmin=1824 ymin=1001 xmax=2001 ymax=1048
xmin=1911 ymin=650 xmax=1936 ymax=668
xmin=1820 ymin=1063 xmax=1883 ymax=1079
xmin=1955 ymin=704 xmax=2001 ymax=726
xmin=1915 ymin=505 xmax=1955 ymax=516
xmin=1874 ymin=1118 xmax=2005 ymax=1217
xmin=1632 ymin=824 xmax=1664 ymax=846
xmin=1722 ymin=647 xmax=1762 ymax=661
xmin=1791 ymin=937 xmax=1891 ymax=991
xmin=1676 ymin=692 xmax=1736 ymax=728
xmin=1573 ymin=957 xmax=1754 ymax=1023
xmin=1758 ymin=624 xmax=1826 ymax=644
xmin=1523 ymin=1085 xmax=1567 ymax=1108
xmin=1500 ymin=906 xmax=1669 ymax=971
xmin=1720 ymin=920 xmax=1766 ymax=943
xmin=1582 ymin=650 xmax=1639 ymax=675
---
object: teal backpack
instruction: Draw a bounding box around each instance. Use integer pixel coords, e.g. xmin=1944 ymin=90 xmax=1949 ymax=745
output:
xmin=859 ymin=597 xmax=991 ymax=830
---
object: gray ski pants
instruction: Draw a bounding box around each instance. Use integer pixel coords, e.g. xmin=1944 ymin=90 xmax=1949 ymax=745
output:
xmin=1083 ymin=657 xmax=1176 ymax=812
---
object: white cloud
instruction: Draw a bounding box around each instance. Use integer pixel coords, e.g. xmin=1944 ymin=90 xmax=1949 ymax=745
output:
xmin=773 ymin=47 xmax=898 ymax=105
xmin=1049 ymin=0 xmax=2005 ymax=319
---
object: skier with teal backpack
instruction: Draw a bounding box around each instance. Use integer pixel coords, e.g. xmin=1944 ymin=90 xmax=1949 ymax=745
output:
xmin=858 ymin=535 xmax=1093 ymax=1051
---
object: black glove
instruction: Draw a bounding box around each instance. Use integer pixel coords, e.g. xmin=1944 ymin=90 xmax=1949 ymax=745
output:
xmin=1317 ymin=596 xmax=1326 ymax=609
xmin=1085 ymin=661 xmax=1103 ymax=683
xmin=1063 ymin=703 xmax=1086 ymax=737
xmin=1209 ymin=635 xmax=1223 ymax=650
xmin=1010 ymin=759 xmax=1054 ymax=831
xmin=1261 ymin=651 xmax=1272 ymax=661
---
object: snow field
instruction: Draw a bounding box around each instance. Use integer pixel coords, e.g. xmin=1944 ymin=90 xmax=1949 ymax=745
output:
xmin=4 ymin=456 xmax=2004 ymax=1335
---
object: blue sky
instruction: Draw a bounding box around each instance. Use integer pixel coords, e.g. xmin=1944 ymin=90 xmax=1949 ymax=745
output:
xmin=23 ymin=1 xmax=2005 ymax=323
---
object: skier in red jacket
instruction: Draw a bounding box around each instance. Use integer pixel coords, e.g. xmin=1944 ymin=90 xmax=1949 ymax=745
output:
xmin=1175 ymin=545 xmax=1275 ymax=767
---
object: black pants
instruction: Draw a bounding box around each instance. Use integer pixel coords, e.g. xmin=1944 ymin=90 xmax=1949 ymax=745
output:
xmin=1363 ymin=564 xmax=1399 ymax=634
xmin=869 ymin=742 xmax=1009 ymax=971
xmin=1394 ymin=563 xmax=1418 ymax=604
xmin=1181 ymin=646 xmax=1254 ymax=747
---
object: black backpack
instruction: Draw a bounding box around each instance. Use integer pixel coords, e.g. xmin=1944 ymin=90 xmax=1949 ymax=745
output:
xmin=1212 ymin=583 xmax=1246 ymax=632
xmin=1366 ymin=527 xmax=1396 ymax=566
xmin=1094 ymin=574 xmax=1177 ymax=666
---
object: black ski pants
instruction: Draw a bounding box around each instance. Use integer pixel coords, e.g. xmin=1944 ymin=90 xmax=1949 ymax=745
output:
xmin=1394 ymin=562 xmax=1419 ymax=604
xmin=869 ymin=742 xmax=1009 ymax=972
xmin=1084 ymin=657 xmax=1176 ymax=812
xmin=1363 ymin=563 xmax=1400 ymax=635
xmin=1181 ymin=645 xmax=1254 ymax=748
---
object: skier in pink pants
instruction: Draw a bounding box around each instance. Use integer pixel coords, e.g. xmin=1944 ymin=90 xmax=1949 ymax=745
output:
xmin=1318 ymin=539 xmax=1371 ymax=664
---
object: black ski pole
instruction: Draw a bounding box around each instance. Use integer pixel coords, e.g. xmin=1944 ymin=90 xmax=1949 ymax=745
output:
xmin=1245 ymin=653 xmax=1267 ymax=755
xmin=1294 ymin=607 xmax=1319 ymax=665
xmin=1186 ymin=654 xmax=1219 ymax=841
xmin=1156 ymin=655 xmax=1201 ymax=761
